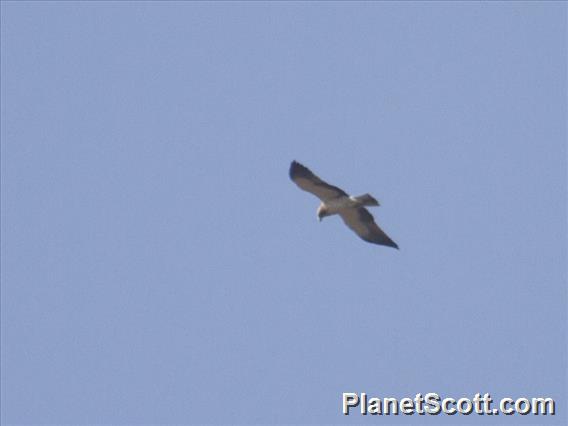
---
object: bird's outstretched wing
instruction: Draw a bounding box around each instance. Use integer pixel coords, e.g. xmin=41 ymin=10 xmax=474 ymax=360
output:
xmin=289 ymin=161 xmax=347 ymax=201
xmin=339 ymin=207 xmax=399 ymax=249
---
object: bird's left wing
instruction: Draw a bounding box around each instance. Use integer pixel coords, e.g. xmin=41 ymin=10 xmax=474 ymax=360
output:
xmin=289 ymin=161 xmax=348 ymax=201
xmin=339 ymin=207 xmax=399 ymax=249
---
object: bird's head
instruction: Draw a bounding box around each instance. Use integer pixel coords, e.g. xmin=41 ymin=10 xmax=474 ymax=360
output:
xmin=317 ymin=205 xmax=328 ymax=222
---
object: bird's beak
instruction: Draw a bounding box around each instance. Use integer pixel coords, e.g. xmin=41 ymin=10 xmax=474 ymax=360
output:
xmin=318 ymin=217 xmax=322 ymax=222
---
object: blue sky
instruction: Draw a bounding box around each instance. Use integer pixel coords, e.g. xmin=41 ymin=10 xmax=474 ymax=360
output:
xmin=1 ymin=2 xmax=566 ymax=425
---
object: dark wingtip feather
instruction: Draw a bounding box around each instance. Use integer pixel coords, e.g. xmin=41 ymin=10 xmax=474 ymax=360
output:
xmin=382 ymin=236 xmax=399 ymax=249
xmin=289 ymin=160 xmax=312 ymax=180
xmin=363 ymin=236 xmax=399 ymax=249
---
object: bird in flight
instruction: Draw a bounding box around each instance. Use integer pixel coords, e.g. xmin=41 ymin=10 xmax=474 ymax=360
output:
xmin=289 ymin=161 xmax=398 ymax=249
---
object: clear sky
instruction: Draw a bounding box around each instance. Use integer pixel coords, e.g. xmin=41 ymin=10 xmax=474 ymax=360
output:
xmin=1 ymin=2 xmax=566 ymax=425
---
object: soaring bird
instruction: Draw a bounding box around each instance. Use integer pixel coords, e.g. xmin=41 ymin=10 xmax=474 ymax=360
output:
xmin=289 ymin=161 xmax=398 ymax=249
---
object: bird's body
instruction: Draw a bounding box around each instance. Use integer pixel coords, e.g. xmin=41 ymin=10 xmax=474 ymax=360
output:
xmin=289 ymin=161 xmax=398 ymax=249
xmin=319 ymin=196 xmax=359 ymax=213
xmin=317 ymin=194 xmax=379 ymax=216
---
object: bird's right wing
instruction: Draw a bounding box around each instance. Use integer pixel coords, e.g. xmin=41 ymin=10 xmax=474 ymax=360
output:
xmin=339 ymin=207 xmax=399 ymax=249
xmin=289 ymin=161 xmax=348 ymax=201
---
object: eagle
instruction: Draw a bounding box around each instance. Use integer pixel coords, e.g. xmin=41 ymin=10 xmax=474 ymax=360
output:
xmin=289 ymin=161 xmax=398 ymax=249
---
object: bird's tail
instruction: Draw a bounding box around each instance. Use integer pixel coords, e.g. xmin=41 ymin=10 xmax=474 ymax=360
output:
xmin=353 ymin=193 xmax=380 ymax=207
